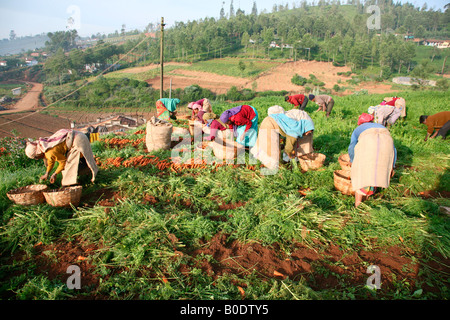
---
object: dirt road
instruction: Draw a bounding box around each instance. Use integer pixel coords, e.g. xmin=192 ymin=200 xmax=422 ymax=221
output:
xmin=0 ymin=82 xmax=43 ymax=114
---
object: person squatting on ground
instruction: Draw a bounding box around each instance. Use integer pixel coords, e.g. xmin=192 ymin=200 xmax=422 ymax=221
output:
xmin=348 ymin=113 xmax=397 ymax=207
xmin=419 ymin=111 xmax=450 ymax=141
xmin=285 ymin=93 xmax=309 ymax=110
xmin=309 ymin=94 xmax=335 ymax=118
xmin=25 ymin=129 xmax=98 ymax=186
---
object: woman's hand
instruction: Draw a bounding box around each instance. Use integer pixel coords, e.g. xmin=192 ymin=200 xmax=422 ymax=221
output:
xmin=50 ymin=173 xmax=57 ymax=184
xmin=40 ymin=173 xmax=49 ymax=181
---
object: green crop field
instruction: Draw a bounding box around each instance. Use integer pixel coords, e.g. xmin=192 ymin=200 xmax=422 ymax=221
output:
xmin=0 ymin=89 xmax=448 ymax=302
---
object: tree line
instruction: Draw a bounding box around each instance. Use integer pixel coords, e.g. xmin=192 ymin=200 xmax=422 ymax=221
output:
xmin=41 ymin=1 xmax=449 ymax=84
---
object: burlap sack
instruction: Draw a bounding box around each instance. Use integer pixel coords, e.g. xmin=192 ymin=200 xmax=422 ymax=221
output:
xmin=211 ymin=139 xmax=244 ymax=160
xmin=146 ymin=116 xmax=173 ymax=152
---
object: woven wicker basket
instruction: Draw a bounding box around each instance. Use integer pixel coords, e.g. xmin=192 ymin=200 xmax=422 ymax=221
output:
xmin=334 ymin=170 xmax=355 ymax=195
xmin=7 ymin=184 xmax=48 ymax=205
xmin=177 ymin=114 xmax=191 ymax=120
xmin=298 ymin=153 xmax=326 ymax=171
xmin=338 ymin=154 xmax=351 ymax=171
xmin=43 ymin=185 xmax=82 ymax=207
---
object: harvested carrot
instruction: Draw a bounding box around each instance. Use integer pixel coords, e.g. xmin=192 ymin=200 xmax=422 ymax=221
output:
xmin=237 ymin=286 xmax=245 ymax=299
xmin=273 ymin=270 xmax=285 ymax=278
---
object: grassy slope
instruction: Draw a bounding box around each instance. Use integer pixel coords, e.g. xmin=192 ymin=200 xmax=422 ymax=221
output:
xmin=0 ymin=89 xmax=449 ymax=300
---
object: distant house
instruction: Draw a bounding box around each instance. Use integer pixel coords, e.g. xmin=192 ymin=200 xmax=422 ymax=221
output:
xmin=30 ymin=52 xmax=40 ymax=57
xmin=85 ymin=63 xmax=98 ymax=73
xmin=0 ymin=61 xmax=7 ymax=67
xmin=25 ymin=58 xmax=38 ymax=66
xmin=270 ymin=41 xmax=280 ymax=48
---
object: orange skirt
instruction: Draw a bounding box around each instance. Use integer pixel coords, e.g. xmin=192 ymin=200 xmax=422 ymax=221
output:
xmin=156 ymin=100 xmax=170 ymax=121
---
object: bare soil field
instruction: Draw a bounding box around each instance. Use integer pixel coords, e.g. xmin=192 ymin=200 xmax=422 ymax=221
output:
xmin=146 ymin=60 xmax=394 ymax=95
xmin=114 ymin=62 xmax=190 ymax=74
xmin=0 ymin=111 xmax=71 ymax=139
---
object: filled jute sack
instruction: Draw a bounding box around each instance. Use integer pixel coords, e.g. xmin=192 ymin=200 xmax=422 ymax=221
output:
xmin=146 ymin=116 xmax=173 ymax=152
xmin=211 ymin=139 xmax=244 ymax=160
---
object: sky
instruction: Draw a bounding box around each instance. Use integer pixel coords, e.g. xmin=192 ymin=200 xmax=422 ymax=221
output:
xmin=0 ymin=0 xmax=448 ymax=39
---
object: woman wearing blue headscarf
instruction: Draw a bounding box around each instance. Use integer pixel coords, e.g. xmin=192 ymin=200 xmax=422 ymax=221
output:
xmin=156 ymin=98 xmax=180 ymax=121
xmin=250 ymin=106 xmax=314 ymax=171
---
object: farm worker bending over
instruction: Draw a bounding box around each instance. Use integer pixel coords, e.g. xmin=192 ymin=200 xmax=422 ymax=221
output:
xmin=25 ymin=129 xmax=98 ymax=186
xmin=381 ymin=96 xmax=406 ymax=119
xmin=285 ymin=93 xmax=309 ymax=110
xmin=187 ymin=98 xmax=212 ymax=123
xmin=367 ymin=105 xmax=401 ymax=127
xmin=250 ymin=105 xmax=314 ymax=172
xmin=156 ymin=98 xmax=180 ymax=121
xmin=419 ymin=111 xmax=450 ymax=141
xmin=309 ymin=94 xmax=335 ymax=118
xmin=348 ymin=113 xmax=397 ymax=207
xmin=284 ymin=108 xmax=315 ymax=157
xmin=218 ymin=105 xmax=259 ymax=148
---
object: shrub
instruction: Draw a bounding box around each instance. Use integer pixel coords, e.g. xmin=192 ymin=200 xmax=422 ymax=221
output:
xmin=291 ymin=74 xmax=307 ymax=86
xmin=436 ymin=78 xmax=449 ymax=91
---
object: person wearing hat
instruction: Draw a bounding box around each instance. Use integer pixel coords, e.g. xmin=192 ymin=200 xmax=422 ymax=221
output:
xmin=284 ymin=94 xmax=309 ymax=110
xmin=348 ymin=113 xmax=396 ymax=207
xmin=25 ymin=129 xmax=98 ymax=186
xmin=309 ymin=94 xmax=334 ymax=118
xmin=419 ymin=111 xmax=450 ymax=141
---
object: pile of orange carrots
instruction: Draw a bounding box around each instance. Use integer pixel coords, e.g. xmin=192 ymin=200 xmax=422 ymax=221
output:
xmin=96 ymin=155 xmax=257 ymax=172
xmin=102 ymin=137 xmax=145 ymax=148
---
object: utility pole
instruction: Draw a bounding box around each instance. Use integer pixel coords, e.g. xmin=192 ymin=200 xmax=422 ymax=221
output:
xmin=160 ymin=17 xmax=165 ymax=99
xmin=441 ymin=55 xmax=447 ymax=75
